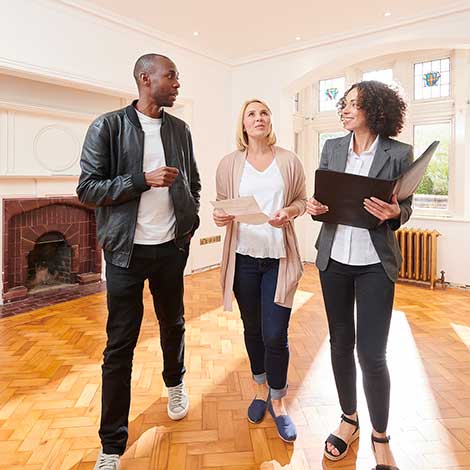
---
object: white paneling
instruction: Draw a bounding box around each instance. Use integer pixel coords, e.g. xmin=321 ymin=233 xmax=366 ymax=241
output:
xmin=10 ymin=111 xmax=88 ymax=175
xmin=0 ymin=111 xmax=7 ymax=174
xmin=7 ymin=111 xmax=14 ymax=174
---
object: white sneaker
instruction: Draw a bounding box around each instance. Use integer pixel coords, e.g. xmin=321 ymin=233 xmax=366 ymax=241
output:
xmin=167 ymin=382 xmax=189 ymax=420
xmin=94 ymin=449 xmax=120 ymax=470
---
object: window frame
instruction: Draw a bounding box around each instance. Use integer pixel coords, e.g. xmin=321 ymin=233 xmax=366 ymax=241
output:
xmin=411 ymin=118 xmax=455 ymax=217
xmin=413 ymin=56 xmax=451 ymax=103
xmin=316 ymin=76 xmax=346 ymax=113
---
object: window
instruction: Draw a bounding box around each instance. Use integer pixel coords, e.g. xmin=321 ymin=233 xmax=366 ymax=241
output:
xmin=319 ymin=131 xmax=348 ymax=154
xmin=362 ymin=68 xmax=394 ymax=85
xmin=319 ymin=77 xmax=345 ymax=112
xmin=414 ymin=58 xmax=450 ymax=100
xmin=413 ymin=122 xmax=451 ymax=210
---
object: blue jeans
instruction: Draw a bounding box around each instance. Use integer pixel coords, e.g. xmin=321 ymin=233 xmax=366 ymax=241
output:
xmin=233 ymin=253 xmax=292 ymax=399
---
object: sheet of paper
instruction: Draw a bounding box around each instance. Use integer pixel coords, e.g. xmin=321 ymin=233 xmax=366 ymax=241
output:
xmin=210 ymin=196 xmax=269 ymax=225
xmin=393 ymin=141 xmax=440 ymax=201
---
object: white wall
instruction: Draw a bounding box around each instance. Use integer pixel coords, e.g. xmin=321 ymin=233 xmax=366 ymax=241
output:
xmin=231 ymin=10 xmax=470 ymax=286
xmin=0 ymin=0 xmax=233 ymax=283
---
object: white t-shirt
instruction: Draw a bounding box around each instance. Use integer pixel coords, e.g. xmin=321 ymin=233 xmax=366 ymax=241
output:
xmin=133 ymin=109 xmax=176 ymax=245
xmin=236 ymin=158 xmax=286 ymax=259
xmin=330 ymin=134 xmax=381 ymax=265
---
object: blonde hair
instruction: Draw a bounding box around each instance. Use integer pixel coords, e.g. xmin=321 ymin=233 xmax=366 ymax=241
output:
xmin=236 ymin=99 xmax=277 ymax=151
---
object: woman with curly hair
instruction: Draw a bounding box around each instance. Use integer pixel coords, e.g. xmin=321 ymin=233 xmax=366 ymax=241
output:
xmin=307 ymin=80 xmax=412 ymax=470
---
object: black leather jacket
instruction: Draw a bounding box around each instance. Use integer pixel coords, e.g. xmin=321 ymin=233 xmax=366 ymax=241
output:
xmin=76 ymin=101 xmax=201 ymax=268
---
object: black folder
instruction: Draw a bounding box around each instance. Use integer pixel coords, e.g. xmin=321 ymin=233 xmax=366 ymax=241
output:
xmin=312 ymin=141 xmax=439 ymax=229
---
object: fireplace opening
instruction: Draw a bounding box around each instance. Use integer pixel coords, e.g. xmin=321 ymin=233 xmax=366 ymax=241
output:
xmin=27 ymin=232 xmax=73 ymax=292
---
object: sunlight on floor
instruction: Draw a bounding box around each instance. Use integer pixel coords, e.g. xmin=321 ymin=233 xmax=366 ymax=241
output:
xmin=450 ymin=323 xmax=470 ymax=348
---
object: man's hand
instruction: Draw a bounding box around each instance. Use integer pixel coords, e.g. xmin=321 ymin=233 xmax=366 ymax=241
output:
xmin=213 ymin=209 xmax=235 ymax=227
xmin=144 ymin=166 xmax=179 ymax=187
xmin=363 ymin=194 xmax=401 ymax=222
xmin=306 ymin=197 xmax=328 ymax=216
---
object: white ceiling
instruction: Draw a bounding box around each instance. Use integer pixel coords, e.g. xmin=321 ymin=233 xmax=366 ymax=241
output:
xmin=64 ymin=0 xmax=469 ymax=64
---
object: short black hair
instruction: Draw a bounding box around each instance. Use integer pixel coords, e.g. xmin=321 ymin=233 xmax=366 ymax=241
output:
xmin=338 ymin=80 xmax=407 ymax=137
xmin=133 ymin=53 xmax=171 ymax=84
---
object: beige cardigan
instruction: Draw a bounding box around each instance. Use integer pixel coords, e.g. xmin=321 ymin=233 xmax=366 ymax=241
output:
xmin=216 ymin=146 xmax=307 ymax=311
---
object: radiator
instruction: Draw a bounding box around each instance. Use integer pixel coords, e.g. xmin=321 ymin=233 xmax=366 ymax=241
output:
xmin=396 ymin=228 xmax=441 ymax=289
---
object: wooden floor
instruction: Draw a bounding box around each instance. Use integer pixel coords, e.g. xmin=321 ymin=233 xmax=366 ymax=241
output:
xmin=0 ymin=265 xmax=469 ymax=470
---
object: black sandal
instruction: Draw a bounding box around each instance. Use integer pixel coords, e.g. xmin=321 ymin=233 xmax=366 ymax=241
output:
xmin=324 ymin=413 xmax=359 ymax=461
xmin=371 ymin=434 xmax=399 ymax=470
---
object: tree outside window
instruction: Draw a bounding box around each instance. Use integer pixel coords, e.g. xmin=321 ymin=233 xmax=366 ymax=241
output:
xmin=413 ymin=122 xmax=451 ymax=210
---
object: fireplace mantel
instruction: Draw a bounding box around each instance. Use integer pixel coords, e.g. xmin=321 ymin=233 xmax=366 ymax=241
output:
xmin=0 ymin=175 xmax=78 ymax=181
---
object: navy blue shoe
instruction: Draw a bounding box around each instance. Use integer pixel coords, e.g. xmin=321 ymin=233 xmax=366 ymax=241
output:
xmin=247 ymin=397 xmax=268 ymax=424
xmin=268 ymin=399 xmax=297 ymax=442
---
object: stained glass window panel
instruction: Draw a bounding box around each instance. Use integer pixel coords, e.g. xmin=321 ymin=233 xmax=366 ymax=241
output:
xmin=414 ymin=58 xmax=450 ymax=100
xmin=319 ymin=77 xmax=345 ymax=112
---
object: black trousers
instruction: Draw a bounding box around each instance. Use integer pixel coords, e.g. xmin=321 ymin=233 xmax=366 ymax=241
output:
xmin=319 ymin=259 xmax=395 ymax=433
xmin=100 ymin=241 xmax=189 ymax=455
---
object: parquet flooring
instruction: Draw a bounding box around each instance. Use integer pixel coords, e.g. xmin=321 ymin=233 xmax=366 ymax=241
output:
xmin=0 ymin=264 xmax=469 ymax=469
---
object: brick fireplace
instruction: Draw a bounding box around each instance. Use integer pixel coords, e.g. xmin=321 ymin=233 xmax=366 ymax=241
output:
xmin=2 ymin=197 xmax=101 ymax=303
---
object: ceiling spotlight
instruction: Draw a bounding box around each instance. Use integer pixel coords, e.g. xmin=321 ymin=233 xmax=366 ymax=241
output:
xmin=193 ymin=31 xmax=200 ymax=36
xmin=295 ymin=36 xmax=301 ymax=41
xmin=384 ymin=11 xmax=392 ymax=17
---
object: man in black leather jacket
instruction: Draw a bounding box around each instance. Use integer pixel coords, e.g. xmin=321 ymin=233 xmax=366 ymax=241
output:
xmin=77 ymin=53 xmax=201 ymax=468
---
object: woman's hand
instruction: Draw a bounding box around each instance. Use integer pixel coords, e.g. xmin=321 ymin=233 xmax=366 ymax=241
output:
xmin=306 ymin=197 xmax=328 ymax=216
xmin=213 ymin=209 xmax=234 ymax=227
xmin=363 ymin=194 xmax=401 ymax=222
xmin=268 ymin=208 xmax=291 ymax=228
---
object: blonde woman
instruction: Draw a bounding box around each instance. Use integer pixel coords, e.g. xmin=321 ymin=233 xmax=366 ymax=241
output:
xmin=213 ymin=99 xmax=306 ymax=442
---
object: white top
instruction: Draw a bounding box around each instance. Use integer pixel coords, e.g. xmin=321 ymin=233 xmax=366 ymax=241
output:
xmin=133 ymin=109 xmax=176 ymax=245
xmin=330 ymin=134 xmax=381 ymax=265
xmin=236 ymin=158 xmax=286 ymax=259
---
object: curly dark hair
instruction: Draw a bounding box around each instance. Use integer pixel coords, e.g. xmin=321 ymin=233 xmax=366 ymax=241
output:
xmin=337 ymin=80 xmax=407 ymax=137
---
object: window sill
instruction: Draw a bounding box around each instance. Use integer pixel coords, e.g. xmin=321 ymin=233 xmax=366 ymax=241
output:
xmin=410 ymin=214 xmax=470 ymax=223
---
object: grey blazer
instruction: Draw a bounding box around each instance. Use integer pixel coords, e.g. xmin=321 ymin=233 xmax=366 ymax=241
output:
xmin=315 ymin=133 xmax=413 ymax=282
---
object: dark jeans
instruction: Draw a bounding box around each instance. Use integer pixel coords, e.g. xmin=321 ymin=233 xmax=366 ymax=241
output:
xmin=319 ymin=259 xmax=395 ymax=433
xmin=100 ymin=241 xmax=189 ymax=455
xmin=233 ymin=253 xmax=292 ymax=399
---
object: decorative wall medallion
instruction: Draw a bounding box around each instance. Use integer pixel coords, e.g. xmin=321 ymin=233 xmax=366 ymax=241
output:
xmin=33 ymin=125 xmax=80 ymax=172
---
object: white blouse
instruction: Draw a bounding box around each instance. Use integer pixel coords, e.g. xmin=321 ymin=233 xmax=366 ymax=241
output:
xmin=236 ymin=158 xmax=286 ymax=259
xmin=330 ymin=134 xmax=381 ymax=265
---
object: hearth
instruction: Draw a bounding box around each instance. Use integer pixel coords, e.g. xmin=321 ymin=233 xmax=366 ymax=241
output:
xmin=2 ymin=197 xmax=102 ymax=303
